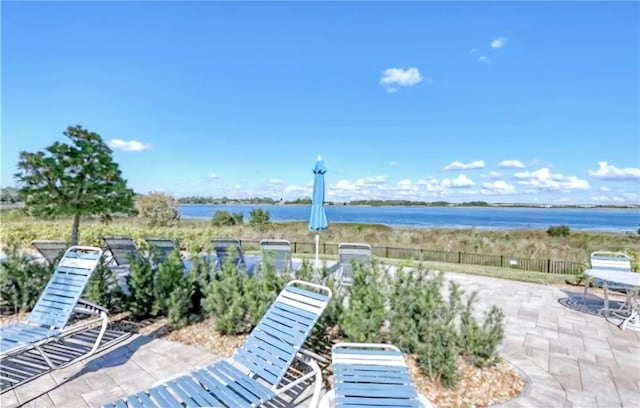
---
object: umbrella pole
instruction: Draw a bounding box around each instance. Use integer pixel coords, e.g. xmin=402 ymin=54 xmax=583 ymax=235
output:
xmin=315 ymin=234 xmax=320 ymax=268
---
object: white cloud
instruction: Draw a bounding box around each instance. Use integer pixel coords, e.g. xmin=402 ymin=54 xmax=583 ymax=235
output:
xmin=469 ymin=48 xmax=478 ymax=54
xmin=107 ymin=139 xmax=150 ymax=152
xmin=269 ymin=178 xmax=283 ymax=184
xmin=208 ymin=173 xmax=219 ymax=179
xmin=389 ymin=161 xmax=397 ymax=167
xmin=588 ymin=162 xmax=640 ymax=181
xmin=478 ymin=56 xmax=491 ymax=64
xmin=444 ymin=160 xmax=485 ymax=170
xmin=514 ymin=168 xmax=590 ymax=192
xmin=499 ymin=159 xmax=526 ymax=169
xmin=491 ymin=36 xmax=507 ymax=49
xmin=441 ymin=174 xmax=475 ymax=188
xmin=482 ymin=171 xmax=504 ymax=179
xmin=481 ymin=180 xmax=515 ymax=195
xmin=599 ymin=186 xmax=610 ymax=192
xmin=380 ymin=67 xmax=423 ymax=92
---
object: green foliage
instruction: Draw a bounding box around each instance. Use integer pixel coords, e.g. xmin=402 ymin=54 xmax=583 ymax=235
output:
xmin=84 ymin=261 xmax=125 ymax=311
xmin=167 ymin=277 xmax=195 ymax=329
xmin=249 ymin=208 xmax=271 ymax=231
xmin=245 ymin=260 xmax=290 ymax=328
xmin=339 ymin=261 xmax=385 ymax=343
xmin=387 ymin=265 xmax=504 ymax=387
xmin=153 ymin=250 xmax=184 ymax=315
xmin=14 ymin=125 xmax=135 ymax=244
xmin=211 ymin=210 xmax=244 ymax=226
xmin=0 ymin=242 xmax=54 ymax=312
xmin=126 ymin=254 xmax=155 ymax=319
xmin=135 ymin=192 xmax=180 ymax=227
xmin=459 ymin=293 xmax=505 ymax=367
xmin=547 ymin=225 xmax=571 ymax=237
xmin=203 ymin=258 xmax=247 ymax=334
xmin=418 ymin=321 xmax=459 ymax=387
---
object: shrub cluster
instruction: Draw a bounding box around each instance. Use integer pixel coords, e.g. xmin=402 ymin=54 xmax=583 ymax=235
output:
xmin=211 ymin=210 xmax=244 ymax=226
xmin=547 ymin=225 xmax=571 ymax=237
xmin=2 ymin=242 xmax=505 ymax=389
xmin=135 ymin=192 xmax=180 ymax=227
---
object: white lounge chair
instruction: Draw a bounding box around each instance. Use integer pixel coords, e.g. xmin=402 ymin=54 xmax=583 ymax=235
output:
xmin=336 ymin=243 xmax=372 ymax=288
xmin=260 ymin=239 xmax=294 ymax=274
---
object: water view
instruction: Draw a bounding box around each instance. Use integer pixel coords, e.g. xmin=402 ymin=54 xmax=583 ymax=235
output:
xmin=179 ymin=204 xmax=640 ymax=232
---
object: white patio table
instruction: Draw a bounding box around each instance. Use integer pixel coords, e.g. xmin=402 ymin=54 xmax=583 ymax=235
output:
xmin=584 ymin=268 xmax=640 ymax=330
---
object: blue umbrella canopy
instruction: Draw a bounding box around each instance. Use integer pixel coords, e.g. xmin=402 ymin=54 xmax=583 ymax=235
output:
xmin=309 ymin=157 xmax=328 ymax=231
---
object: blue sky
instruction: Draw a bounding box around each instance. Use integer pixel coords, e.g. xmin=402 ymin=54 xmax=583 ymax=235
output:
xmin=2 ymin=1 xmax=639 ymax=204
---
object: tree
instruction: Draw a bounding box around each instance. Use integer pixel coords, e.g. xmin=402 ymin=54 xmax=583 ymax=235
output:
xmin=136 ymin=192 xmax=180 ymax=226
xmin=211 ymin=210 xmax=243 ymax=226
xmin=249 ymin=208 xmax=271 ymax=231
xmin=14 ymin=125 xmax=135 ymax=245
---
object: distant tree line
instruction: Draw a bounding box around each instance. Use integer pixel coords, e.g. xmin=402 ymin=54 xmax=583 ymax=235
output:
xmin=178 ymin=196 xmax=280 ymax=205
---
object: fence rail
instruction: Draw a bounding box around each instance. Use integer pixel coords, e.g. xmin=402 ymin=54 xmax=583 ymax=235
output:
xmin=240 ymin=239 xmax=585 ymax=275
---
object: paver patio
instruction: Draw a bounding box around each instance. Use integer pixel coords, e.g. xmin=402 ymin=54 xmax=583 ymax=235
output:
xmin=1 ymin=271 xmax=638 ymax=407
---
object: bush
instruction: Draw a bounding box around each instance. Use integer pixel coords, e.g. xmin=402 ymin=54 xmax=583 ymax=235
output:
xmin=126 ymin=254 xmax=155 ymax=319
xmin=211 ymin=210 xmax=244 ymax=226
xmin=0 ymin=242 xmax=54 ymax=312
xmin=249 ymin=208 xmax=271 ymax=231
xmin=245 ymin=260 xmax=290 ymax=328
xmin=167 ymin=277 xmax=195 ymax=329
xmin=203 ymin=257 xmax=247 ymax=334
xmin=547 ymin=225 xmax=570 ymax=237
xmin=459 ymin=293 xmax=505 ymax=367
xmin=339 ymin=261 xmax=385 ymax=343
xmin=153 ymin=250 xmax=185 ymax=315
xmin=84 ymin=260 xmax=125 ymax=311
xmin=135 ymin=192 xmax=180 ymax=227
xmin=386 ymin=265 xmax=504 ymax=387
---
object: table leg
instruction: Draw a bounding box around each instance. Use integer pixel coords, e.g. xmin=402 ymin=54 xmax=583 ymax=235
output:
xmin=603 ymin=281 xmax=609 ymax=315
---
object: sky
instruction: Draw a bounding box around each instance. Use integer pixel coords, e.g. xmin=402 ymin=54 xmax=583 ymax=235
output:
xmin=2 ymin=1 xmax=639 ymax=204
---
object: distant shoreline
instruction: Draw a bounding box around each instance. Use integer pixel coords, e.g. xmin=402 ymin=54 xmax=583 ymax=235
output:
xmin=176 ymin=203 xmax=639 ymax=210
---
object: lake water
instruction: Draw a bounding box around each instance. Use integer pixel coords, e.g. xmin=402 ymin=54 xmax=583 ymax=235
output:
xmin=178 ymin=204 xmax=640 ymax=232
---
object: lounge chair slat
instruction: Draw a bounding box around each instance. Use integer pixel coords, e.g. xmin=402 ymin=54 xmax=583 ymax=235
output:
xmin=336 ymin=396 xmax=421 ymax=407
xmin=149 ymin=385 xmax=182 ymax=408
xmin=210 ymin=362 xmax=271 ymax=403
xmin=283 ymin=285 xmax=330 ymax=302
xmin=175 ymin=377 xmax=217 ymax=407
xmin=234 ymin=348 xmax=280 ymax=385
xmin=217 ymin=360 xmax=274 ymax=401
xmin=272 ymin=301 xmax=316 ymax=321
xmin=192 ymin=369 xmax=249 ymax=407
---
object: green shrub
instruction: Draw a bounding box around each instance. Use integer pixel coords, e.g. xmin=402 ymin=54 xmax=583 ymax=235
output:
xmin=153 ymin=250 xmax=184 ymax=315
xmin=339 ymin=261 xmax=385 ymax=343
xmin=167 ymin=277 xmax=195 ymax=329
xmin=84 ymin=260 xmax=125 ymax=311
xmin=126 ymin=254 xmax=155 ymax=319
xmin=188 ymin=253 xmax=215 ymax=316
xmin=245 ymin=260 xmax=290 ymax=328
xmin=0 ymin=242 xmax=55 ymax=312
xmin=547 ymin=225 xmax=571 ymax=237
xmin=203 ymin=258 xmax=247 ymax=334
xmin=211 ymin=210 xmax=243 ymax=226
xmin=459 ymin=292 xmax=505 ymax=367
xmin=135 ymin=192 xmax=180 ymax=227
xmin=249 ymin=208 xmax=271 ymax=231
xmin=418 ymin=321 xmax=459 ymax=387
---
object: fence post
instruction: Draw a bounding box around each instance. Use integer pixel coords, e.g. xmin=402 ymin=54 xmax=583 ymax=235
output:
xmin=500 ymin=255 xmax=504 ymax=267
xmin=323 ymin=243 xmax=326 ymax=254
xmin=386 ymin=246 xmax=389 ymax=258
xmin=293 ymin=242 xmax=297 ymax=253
xmin=547 ymin=258 xmax=551 ymax=273
xmin=458 ymin=251 xmax=462 ymax=264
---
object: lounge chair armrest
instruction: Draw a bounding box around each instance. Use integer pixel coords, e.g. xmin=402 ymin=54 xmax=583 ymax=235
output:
xmin=272 ymin=352 xmax=323 ymax=408
xmin=299 ymin=347 xmax=330 ymax=364
xmin=75 ymin=298 xmax=108 ymax=315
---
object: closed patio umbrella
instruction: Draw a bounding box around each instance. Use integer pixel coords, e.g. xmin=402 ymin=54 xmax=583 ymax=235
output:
xmin=309 ymin=156 xmax=328 ymax=268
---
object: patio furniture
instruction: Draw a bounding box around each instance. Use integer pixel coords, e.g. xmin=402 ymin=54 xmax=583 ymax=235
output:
xmin=144 ymin=237 xmax=178 ymax=263
xmin=1 ymin=247 xmax=117 ymax=390
xmin=103 ymin=235 xmax=140 ymax=266
xmin=588 ymin=251 xmax=633 ymax=292
xmin=318 ymin=342 xmax=432 ymax=408
xmin=260 ymin=239 xmax=294 ymax=274
xmin=584 ymin=268 xmax=640 ymax=330
xmin=336 ymin=243 xmax=372 ymax=288
xmin=31 ymin=240 xmax=68 ymax=264
xmin=102 ymin=280 xmax=332 ymax=408
xmin=212 ymin=238 xmax=246 ymax=270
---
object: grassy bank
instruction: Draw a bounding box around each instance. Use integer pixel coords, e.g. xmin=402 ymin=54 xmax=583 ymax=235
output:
xmin=1 ymin=213 xmax=638 ymax=267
